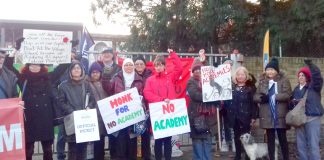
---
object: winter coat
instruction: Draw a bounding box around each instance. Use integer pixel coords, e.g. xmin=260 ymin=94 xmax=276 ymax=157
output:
xmin=143 ymin=52 xmax=183 ymax=103
xmin=5 ymin=57 xmax=68 ymax=142
xmin=254 ymin=72 xmax=292 ymax=129
xmin=187 ymin=77 xmax=217 ymax=139
xmin=87 ymin=77 xmax=108 ymax=136
xmin=137 ymin=68 xmax=153 ymax=110
xmin=225 ymin=81 xmax=258 ymax=128
xmin=291 ymin=63 xmax=324 ymax=116
xmin=0 ymin=66 xmax=18 ymax=98
xmin=58 ymin=62 xmax=97 ymax=142
xmin=100 ymin=61 xmax=121 ymax=82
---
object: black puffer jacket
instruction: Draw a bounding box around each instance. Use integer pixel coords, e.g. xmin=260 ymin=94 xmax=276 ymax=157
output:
xmin=225 ymin=81 xmax=258 ymax=128
xmin=58 ymin=62 xmax=96 ymax=142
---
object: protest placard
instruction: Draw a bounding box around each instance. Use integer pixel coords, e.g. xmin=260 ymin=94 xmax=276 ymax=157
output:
xmin=201 ymin=64 xmax=232 ymax=102
xmin=73 ymin=109 xmax=100 ymax=143
xmin=21 ymin=29 xmax=72 ymax=64
xmin=97 ymin=88 xmax=145 ymax=134
xmin=149 ymin=98 xmax=190 ymax=139
xmin=0 ymin=98 xmax=25 ymax=160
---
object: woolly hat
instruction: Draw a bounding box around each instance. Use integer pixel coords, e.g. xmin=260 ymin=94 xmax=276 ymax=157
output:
xmin=134 ymin=55 xmax=146 ymax=65
xmin=191 ymin=57 xmax=203 ymax=73
xmin=265 ymin=57 xmax=279 ymax=73
xmin=298 ymin=66 xmax=311 ymax=81
xmin=89 ymin=62 xmax=103 ymax=75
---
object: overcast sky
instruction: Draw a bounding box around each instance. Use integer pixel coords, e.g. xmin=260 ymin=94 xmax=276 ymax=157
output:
xmin=0 ymin=0 xmax=130 ymax=35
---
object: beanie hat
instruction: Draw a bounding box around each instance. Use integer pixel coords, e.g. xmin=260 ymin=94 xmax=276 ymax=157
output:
xmin=191 ymin=57 xmax=203 ymax=73
xmin=89 ymin=62 xmax=103 ymax=75
xmin=298 ymin=66 xmax=311 ymax=81
xmin=102 ymin=48 xmax=114 ymax=55
xmin=265 ymin=58 xmax=279 ymax=73
xmin=134 ymin=55 xmax=146 ymax=65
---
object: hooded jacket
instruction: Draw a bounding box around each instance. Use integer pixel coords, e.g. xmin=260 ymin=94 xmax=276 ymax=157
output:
xmin=143 ymin=52 xmax=183 ymax=103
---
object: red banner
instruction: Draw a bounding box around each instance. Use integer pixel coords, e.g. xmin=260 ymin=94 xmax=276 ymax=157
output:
xmin=0 ymin=98 xmax=25 ymax=160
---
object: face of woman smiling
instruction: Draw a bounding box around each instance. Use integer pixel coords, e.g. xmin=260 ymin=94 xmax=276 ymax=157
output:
xmin=265 ymin=68 xmax=278 ymax=79
xmin=29 ymin=64 xmax=41 ymax=73
xmin=123 ymin=62 xmax=134 ymax=74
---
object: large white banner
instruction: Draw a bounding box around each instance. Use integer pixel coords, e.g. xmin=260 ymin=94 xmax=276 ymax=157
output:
xmin=201 ymin=64 xmax=232 ymax=102
xmin=149 ymin=98 xmax=190 ymax=139
xmin=97 ymin=88 xmax=145 ymax=134
xmin=21 ymin=29 xmax=72 ymax=64
xmin=73 ymin=109 xmax=100 ymax=143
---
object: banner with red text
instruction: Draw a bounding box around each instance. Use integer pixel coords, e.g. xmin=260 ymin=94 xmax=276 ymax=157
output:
xmin=149 ymin=98 xmax=190 ymax=139
xmin=201 ymin=64 xmax=232 ymax=102
xmin=0 ymin=98 xmax=25 ymax=160
xmin=97 ymin=88 xmax=145 ymax=134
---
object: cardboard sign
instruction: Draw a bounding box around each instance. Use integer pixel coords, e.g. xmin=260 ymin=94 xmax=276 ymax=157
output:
xmin=149 ymin=98 xmax=190 ymax=139
xmin=0 ymin=98 xmax=25 ymax=160
xmin=201 ymin=64 xmax=232 ymax=102
xmin=97 ymin=88 xmax=145 ymax=134
xmin=73 ymin=109 xmax=100 ymax=143
xmin=21 ymin=29 xmax=72 ymax=64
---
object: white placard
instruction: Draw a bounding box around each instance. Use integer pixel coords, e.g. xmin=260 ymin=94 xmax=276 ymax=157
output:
xmin=149 ymin=98 xmax=190 ymax=139
xmin=21 ymin=29 xmax=72 ymax=64
xmin=201 ymin=64 xmax=232 ymax=102
xmin=97 ymin=88 xmax=145 ymax=134
xmin=73 ymin=109 xmax=100 ymax=143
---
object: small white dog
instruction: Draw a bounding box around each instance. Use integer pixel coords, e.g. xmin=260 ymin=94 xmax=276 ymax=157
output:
xmin=240 ymin=133 xmax=278 ymax=160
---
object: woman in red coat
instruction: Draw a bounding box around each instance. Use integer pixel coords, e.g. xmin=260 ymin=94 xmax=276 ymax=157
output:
xmin=143 ymin=49 xmax=183 ymax=160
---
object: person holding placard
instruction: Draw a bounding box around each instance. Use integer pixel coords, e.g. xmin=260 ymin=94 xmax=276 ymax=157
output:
xmin=58 ymin=61 xmax=96 ymax=160
xmin=134 ymin=55 xmax=153 ymax=160
xmin=99 ymin=47 xmax=121 ymax=159
xmin=143 ymin=49 xmax=183 ymax=160
xmin=187 ymin=58 xmax=217 ymax=160
xmin=254 ymin=58 xmax=291 ymax=160
xmin=0 ymin=49 xmax=18 ymax=99
xmin=86 ymin=62 xmax=107 ymax=160
xmin=5 ymin=38 xmax=70 ymax=160
xmin=102 ymin=58 xmax=145 ymax=160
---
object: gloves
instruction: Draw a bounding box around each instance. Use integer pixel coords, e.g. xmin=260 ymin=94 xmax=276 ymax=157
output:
xmin=304 ymin=59 xmax=312 ymax=65
xmin=15 ymin=37 xmax=25 ymax=50
xmin=213 ymin=62 xmax=219 ymax=68
xmin=260 ymin=94 xmax=269 ymax=103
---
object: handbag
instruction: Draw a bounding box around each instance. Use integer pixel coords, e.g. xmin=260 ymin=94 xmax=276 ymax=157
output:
xmin=132 ymin=111 xmax=149 ymax=135
xmin=285 ymin=90 xmax=308 ymax=127
xmin=193 ymin=114 xmax=209 ymax=133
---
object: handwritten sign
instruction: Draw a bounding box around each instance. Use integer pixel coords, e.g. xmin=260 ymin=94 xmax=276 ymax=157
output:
xmin=0 ymin=98 xmax=25 ymax=160
xmin=97 ymin=88 xmax=145 ymax=134
xmin=73 ymin=109 xmax=100 ymax=143
xmin=21 ymin=29 xmax=72 ymax=64
xmin=149 ymin=98 xmax=190 ymax=139
xmin=201 ymin=64 xmax=232 ymax=102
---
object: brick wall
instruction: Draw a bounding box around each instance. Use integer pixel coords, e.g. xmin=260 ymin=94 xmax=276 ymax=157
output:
xmin=244 ymin=57 xmax=324 ymax=145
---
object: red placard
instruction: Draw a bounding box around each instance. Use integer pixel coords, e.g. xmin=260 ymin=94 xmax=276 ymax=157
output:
xmin=0 ymin=98 xmax=25 ymax=160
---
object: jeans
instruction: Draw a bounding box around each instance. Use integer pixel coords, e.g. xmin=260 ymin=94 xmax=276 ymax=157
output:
xmin=94 ymin=136 xmax=106 ymax=160
xmin=67 ymin=142 xmax=87 ymax=160
xmin=26 ymin=140 xmax=53 ymax=160
xmin=154 ymin=136 xmax=172 ymax=160
xmin=192 ymin=136 xmax=212 ymax=160
xmin=56 ymin=124 xmax=66 ymax=160
xmin=296 ymin=117 xmax=321 ymax=160
xmin=266 ymin=128 xmax=289 ymax=160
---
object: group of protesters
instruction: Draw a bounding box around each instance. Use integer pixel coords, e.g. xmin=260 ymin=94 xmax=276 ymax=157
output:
xmin=0 ymin=38 xmax=323 ymax=160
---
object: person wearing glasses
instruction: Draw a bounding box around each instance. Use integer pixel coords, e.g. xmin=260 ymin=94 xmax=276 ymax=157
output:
xmin=134 ymin=55 xmax=153 ymax=160
xmin=143 ymin=49 xmax=183 ymax=160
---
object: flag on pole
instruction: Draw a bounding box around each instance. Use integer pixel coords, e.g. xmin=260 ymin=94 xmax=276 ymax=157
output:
xmin=79 ymin=27 xmax=95 ymax=74
xmin=263 ymin=29 xmax=270 ymax=70
xmin=79 ymin=27 xmax=95 ymax=59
